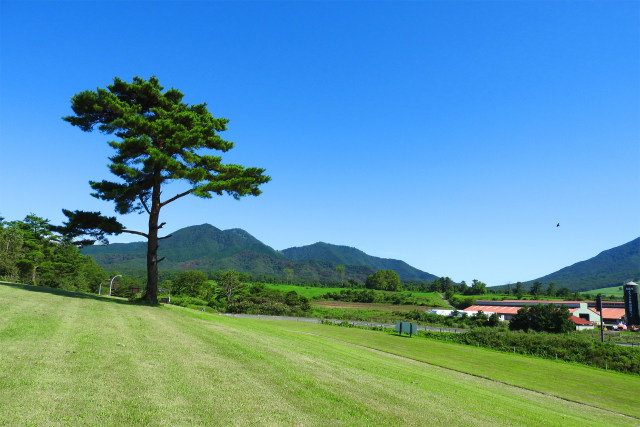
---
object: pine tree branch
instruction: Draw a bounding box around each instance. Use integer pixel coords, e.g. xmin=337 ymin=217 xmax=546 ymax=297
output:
xmin=121 ymin=229 xmax=149 ymax=238
xmin=160 ymin=189 xmax=193 ymax=208
xmin=158 ymin=234 xmax=173 ymax=240
xmin=139 ymin=195 xmax=151 ymax=215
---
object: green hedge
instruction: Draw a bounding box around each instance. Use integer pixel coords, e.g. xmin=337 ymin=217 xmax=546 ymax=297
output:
xmin=420 ymin=328 xmax=640 ymax=375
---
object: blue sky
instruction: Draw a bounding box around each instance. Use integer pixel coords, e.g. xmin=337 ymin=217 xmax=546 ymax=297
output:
xmin=1 ymin=1 xmax=638 ymax=286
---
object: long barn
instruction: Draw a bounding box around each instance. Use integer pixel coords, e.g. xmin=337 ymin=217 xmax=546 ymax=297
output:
xmin=463 ymin=299 xmax=625 ymax=326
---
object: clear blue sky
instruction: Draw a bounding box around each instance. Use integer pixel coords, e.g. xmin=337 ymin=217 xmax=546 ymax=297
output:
xmin=1 ymin=1 xmax=638 ymax=286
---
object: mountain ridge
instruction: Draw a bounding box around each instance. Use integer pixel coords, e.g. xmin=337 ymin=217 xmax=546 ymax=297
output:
xmin=281 ymin=242 xmax=438 ymax=282
xmin=82 ymin=224 xmax=436 ymax=282
xmin=82 ymin=223 xmax=640 ymax=290
xmin=522 ymin=237 xmax=640 ymax=292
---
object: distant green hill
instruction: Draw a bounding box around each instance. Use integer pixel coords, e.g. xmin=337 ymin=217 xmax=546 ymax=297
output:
xmin=281 ymin=242 xmax=438 ymax=282
xmin=82 ymin=224 xmax=437 ymax=282
xmin=521 ymin=237 xmax=640 ymax=292
xmin=83 ymin=224 xmax=287 ymax=277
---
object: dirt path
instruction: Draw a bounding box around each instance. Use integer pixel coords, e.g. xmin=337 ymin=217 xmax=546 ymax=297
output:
xmin=438 ymin=292 xmax=455 ymax=308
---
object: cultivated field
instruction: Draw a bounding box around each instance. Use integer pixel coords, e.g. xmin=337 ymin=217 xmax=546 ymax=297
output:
xmin=312 ymin=300 xmax=431 ymax=312
xmin=1 ymin=282 xmax=639 ymax=426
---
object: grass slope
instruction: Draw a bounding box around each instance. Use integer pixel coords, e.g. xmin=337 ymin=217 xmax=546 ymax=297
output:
xmin=1 ymin=283 xmax=638 ymax=425
xmin=583 ymin=285 xmax=625 ymax=297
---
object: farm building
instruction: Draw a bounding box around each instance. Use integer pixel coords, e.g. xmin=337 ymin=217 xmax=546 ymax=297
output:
xmin=464 ymin=299 xmax=626 ymax=326
xmin=461 ymin=305 xmax=517 ymax=321
xmin=570 ymin=316 xmax=595 ymax=331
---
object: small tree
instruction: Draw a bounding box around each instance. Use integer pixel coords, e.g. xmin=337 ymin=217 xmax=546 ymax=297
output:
xmin=470 ymin=279 xmax=487 ymax=295
xmin=335 ymin=265 xmax=345 ymax=286
xmin=173 ymin=270 xmax=211 ymax=300
xmin=473 ymin=310 xmax=489 ymax=326
xmin=509 ymin=304 xmax=574 ymax=333
xmin=282 ymin=268 xmax=294 ymax=284
xmin=514 ymin=282 xmax=525 ymax=299
xmin=545 ymin=282 xmax=556 ymax=297
xmin=219 ymin=270 xmax=243 ymax=303
xmin=530 ymin=281 xmax=543 ymax=298
xmin=58 ymin=76 xmax=270 ymax=304
xmin=487 ymin=312 xmax=500 ymax=327
xmin=365 ymin=270 xmax=402 ymax=291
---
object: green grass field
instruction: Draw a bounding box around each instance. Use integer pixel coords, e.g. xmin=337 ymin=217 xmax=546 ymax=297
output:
xmin=583 ymin=285 xmax=624 ymax=297
xmin=1 ymin=282 xmax=639 ymax=425
xmin=264 ymin=283 xmax=447 ymax=306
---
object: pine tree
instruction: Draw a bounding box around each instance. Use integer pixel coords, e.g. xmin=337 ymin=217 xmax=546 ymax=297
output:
xmin=60 ymin=76 xmax=270 ymax=304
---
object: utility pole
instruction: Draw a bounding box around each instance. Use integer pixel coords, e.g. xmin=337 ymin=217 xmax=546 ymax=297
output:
xmin=596 ymin=295 xmax=604 ymax=342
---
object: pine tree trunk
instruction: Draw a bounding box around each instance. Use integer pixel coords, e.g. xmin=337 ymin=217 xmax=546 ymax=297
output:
xmin=145 ymin=218 xmax=159 ymax=304
xmin=145 ymin=172 xmax=161 ymax=305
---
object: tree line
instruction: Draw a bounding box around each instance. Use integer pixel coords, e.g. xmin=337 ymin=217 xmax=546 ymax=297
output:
xmin=0 ymin=215 xmax=105 ymax=292
xmin=152 ymin=269 xmax=311 ymax=316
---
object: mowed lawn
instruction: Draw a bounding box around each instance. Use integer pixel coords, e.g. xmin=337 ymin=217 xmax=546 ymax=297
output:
xmin=1 ymin=283 xmax=639 ymax=426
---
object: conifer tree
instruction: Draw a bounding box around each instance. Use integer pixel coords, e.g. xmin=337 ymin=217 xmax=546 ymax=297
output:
xmin=60 ymin=76 xmax=270 ymax=304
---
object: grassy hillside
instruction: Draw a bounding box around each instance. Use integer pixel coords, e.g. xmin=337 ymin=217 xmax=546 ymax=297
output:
xmin=1 ymin=282 xmax=639 ymax=425
xmin=584 ymin=285 xmax=625 ymax=298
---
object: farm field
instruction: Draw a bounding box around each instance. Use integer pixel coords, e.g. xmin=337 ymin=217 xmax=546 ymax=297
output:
xmin=263 ymin=283 xmax=448 ymax=306
xmin=1 ymin=283 xmax=639 ymax=426
xmin=312 ymin=301 xmax=430 ymax=312
xmin=310 ymin=301 xmax=434 ymax=322
xmin=584 ymin=285 xmax=624 ymax=297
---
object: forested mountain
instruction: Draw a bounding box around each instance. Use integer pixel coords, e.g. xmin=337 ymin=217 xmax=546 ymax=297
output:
xmin=82 ymin=224 xmax=284 ymax=276
xmin=81 ymin=224 xmax=437 ymax=282
xmin=281 ymin=242 xmax=438 ymax=282
xmin=81 ymin=223 xmax=639 ymax=289
xmin=524 ymin=237 xmax=640 ymax=292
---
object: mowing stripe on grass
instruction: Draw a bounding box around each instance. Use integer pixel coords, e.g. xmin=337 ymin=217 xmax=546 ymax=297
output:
xmin=2 ymin=283 xmax=638 ymax=426
xmin=292 ymin=328 xmax=639 ymax=422
xmin=253 ymin=319 xmax=640 ymax=419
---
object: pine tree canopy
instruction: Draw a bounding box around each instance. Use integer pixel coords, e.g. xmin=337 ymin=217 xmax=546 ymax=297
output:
xmin=63 ymin=76 xmax=270 ymax=217
xmin=60 ymin=76 xmax=271 ymax=303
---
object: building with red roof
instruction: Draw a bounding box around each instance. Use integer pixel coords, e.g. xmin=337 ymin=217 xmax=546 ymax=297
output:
xmin=570 ymin=315 xmax=595 ymax=331
xmin=463 ymin=299 xmax=626 ymax=326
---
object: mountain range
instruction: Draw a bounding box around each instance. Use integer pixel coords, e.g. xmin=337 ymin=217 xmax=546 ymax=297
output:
xmin=81 ymin=224 xmax=439 ymax=283
xmin=523 ymin=237 xmax=640 ymax=292
xmin=82 ymin=224 xmax=640 ymax=291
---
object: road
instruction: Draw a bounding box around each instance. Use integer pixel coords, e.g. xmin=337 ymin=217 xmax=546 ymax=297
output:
xmin=219 ymin=313 xmax=467 ymax=333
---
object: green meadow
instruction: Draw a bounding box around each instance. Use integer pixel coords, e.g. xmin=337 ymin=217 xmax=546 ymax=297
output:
xmin=264 ymin=283 xmax=447 ymax=305
xmin=1 ymin=282 xmax=639 ymax=426
xmin=584 ymin=285 xmax=624 ymax=297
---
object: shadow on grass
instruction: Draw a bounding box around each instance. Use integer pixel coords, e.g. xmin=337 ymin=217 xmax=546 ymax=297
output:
xmin=394 ymin=334 xmax=419 ymax=339
xmin=0 ymin=281 xmax=147 ymax=306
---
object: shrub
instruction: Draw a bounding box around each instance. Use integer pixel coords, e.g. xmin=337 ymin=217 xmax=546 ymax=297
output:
xmin=509 ymin=304 xmax=574 ymax=333
xmin=169 ymin=295 xmax=210 ymax=310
